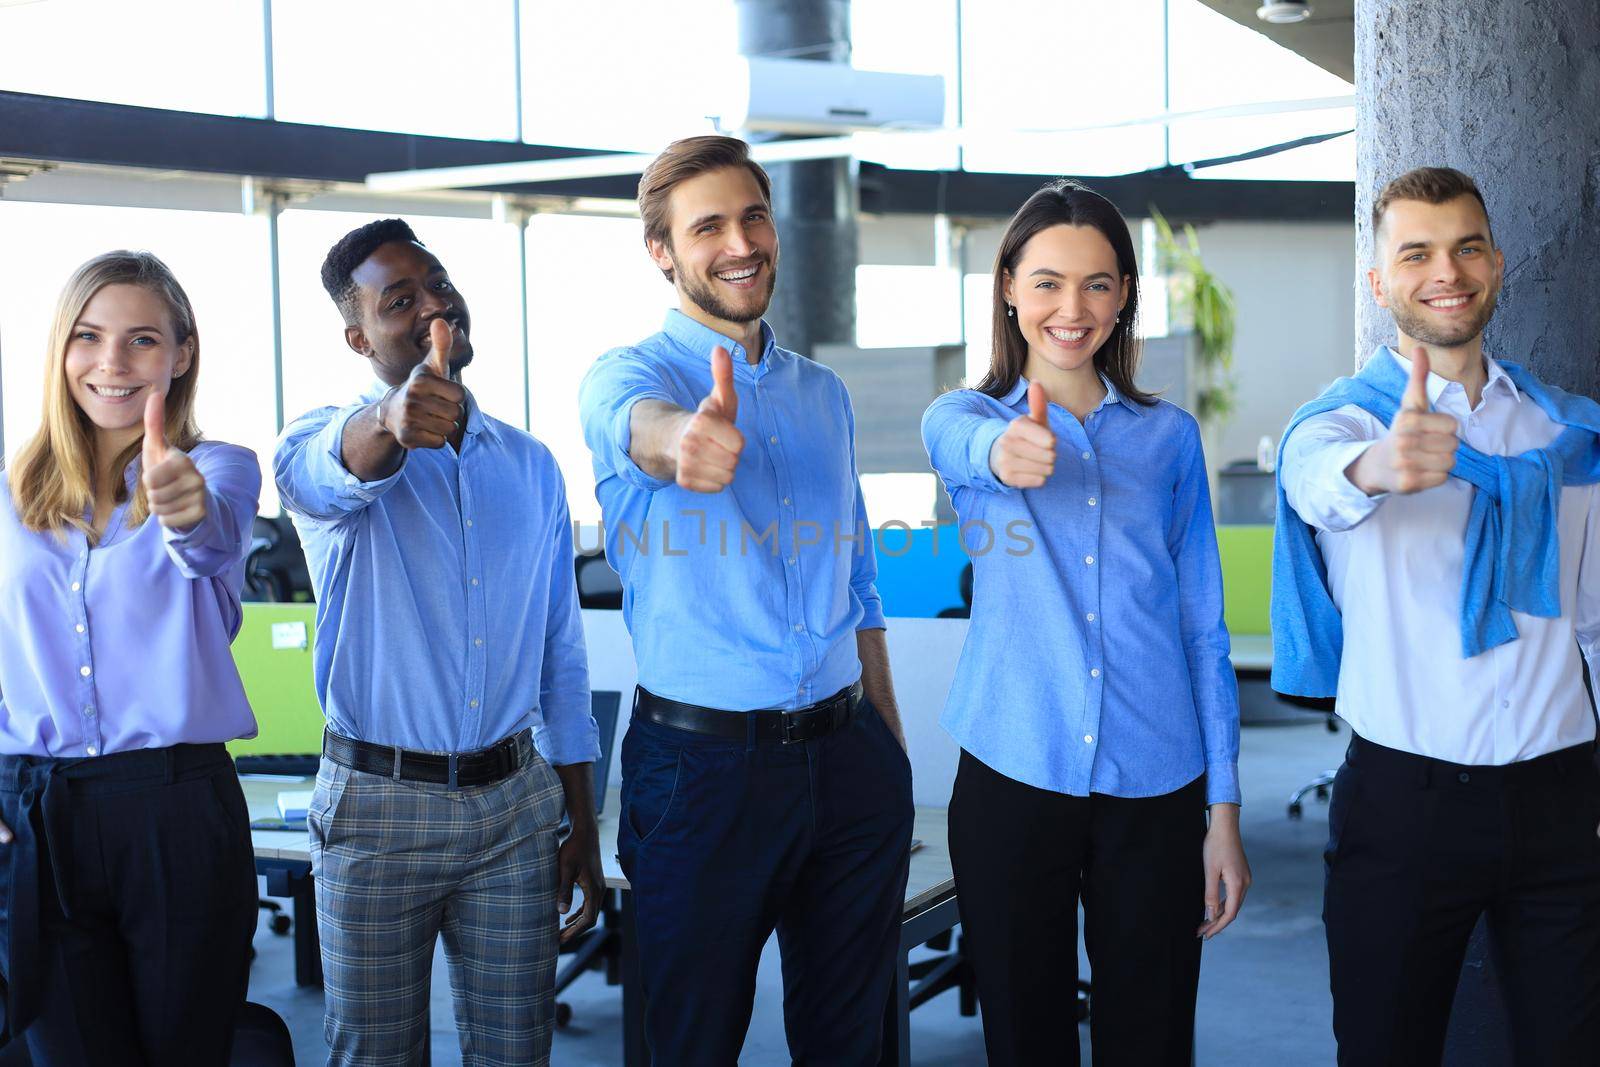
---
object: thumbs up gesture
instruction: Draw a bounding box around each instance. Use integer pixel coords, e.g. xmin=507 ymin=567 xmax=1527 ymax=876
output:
xmin=989 ymin=381 xmax=1057 ymax=489
xmin=141 ymin=387 xmax=208 ymax=530
xmin=377 ymin=317 xmax=468 ymax=450
xmin=670 ymin=345 xmax=745 ymax=493
xmin=1348 ymin=347 xmax=1460 ymax=496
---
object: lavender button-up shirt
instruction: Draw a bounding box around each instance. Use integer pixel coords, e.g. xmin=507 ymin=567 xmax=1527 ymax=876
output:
xmin=0 ymin=441 xmax=262 ymax=757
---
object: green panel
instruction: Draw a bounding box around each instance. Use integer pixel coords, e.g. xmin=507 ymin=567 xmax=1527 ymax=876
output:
xmin=1216 ymin=524 xmax=1274 ymax=637
xmin=226 ymin=603 xmax=324 ymax=757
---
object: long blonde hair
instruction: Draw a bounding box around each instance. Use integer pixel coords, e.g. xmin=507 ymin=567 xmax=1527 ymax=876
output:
xmin=7 ymin=251 xmax=202 ymax=540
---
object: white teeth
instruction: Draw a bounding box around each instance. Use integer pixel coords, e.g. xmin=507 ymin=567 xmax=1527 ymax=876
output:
xmin=1046 ymin=327 xmax=1090 ymax=341
xmin=1428 ymin=295 xmax=1469 ymax=308
xmin=717 ymin=266 xmax=758 ymax=281
xmin=88 ymin=384 xmax=136 ymax=398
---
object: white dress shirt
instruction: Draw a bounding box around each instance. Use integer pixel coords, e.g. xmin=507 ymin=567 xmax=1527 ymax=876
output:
xmin=1281 ymin=349 xmax=1600 ymax=765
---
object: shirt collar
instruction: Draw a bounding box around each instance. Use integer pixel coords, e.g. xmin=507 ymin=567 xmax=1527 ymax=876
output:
xmin=358 ymin=379 xmax=497 ymax=441
xmin=1383 ymin=345 xmax=1520 ymax=407
xmin=999 ymin=372 xmax=1145 ymax=417
xmin=662 ymin=309 xmax=778 ymax=372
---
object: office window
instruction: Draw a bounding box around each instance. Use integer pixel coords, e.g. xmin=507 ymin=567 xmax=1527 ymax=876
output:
xmin=275 ymin=209 xmax=527 ymax=445
xmin=0 ymin=201 xmax=279 ymax=512
xmin=856 ymin=266 xmax=963 ymax=350
xmin=524 ymin=212 xmax=676 ymax=524
xmin=0 ymin=0 xmax=267 ymax=117
xmin=271 ymin=0 xmax=519 ymax=139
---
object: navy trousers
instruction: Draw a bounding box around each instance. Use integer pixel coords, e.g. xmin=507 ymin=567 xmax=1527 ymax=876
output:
xmin=617 ymin=693 xmax=914 ymax=1066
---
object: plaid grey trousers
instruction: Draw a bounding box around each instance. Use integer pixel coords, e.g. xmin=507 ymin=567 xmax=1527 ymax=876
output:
xmin=308 ymin=735 xmax=567 ymax=1067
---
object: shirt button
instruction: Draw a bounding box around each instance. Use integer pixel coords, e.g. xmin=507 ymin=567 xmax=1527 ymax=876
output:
xmin=787 ymin=557 xmax=797 ymax=565
xmin=474 ymin=637 xmax=484 ymax=647
xmin=470 ymin=578 xmax=480 ymax=586
xmin=86 ymin=744 xmax=98 ymax=757
xmin=75 ymin=623 xmax=85 ymax=633
xmin=1090 ymin=668 xmax=1101 ymax=678
xmin=1088 ymin=497 xmax=1097 ymax=506
xmin=1501 ymin=700 xmax=1510 ymax=709
xmin=769 ymin=435 xmax=779 ymax=445
xmin=1458 ymin=771 xmax=1471 ymax=784
xmin=1083 ymin=734 xmax=1094 ymax=744
xmin=466 ymin=519 xmax=474 ymax=527
xmin=1086 ymin=612 xmax=1096 ymax=622
xmin=793 ymin=623 xmax=804 ymax=633
xmin=469 ymin=699 xmax=479 ymax=708
xmin=84 ymin=705 xmax=96 ymax=717
xmin=1084 ymin=555 xmax=1094 ymax=565
xmin=782 ymin=497 xmax=792 ymax=507
xmin=79 ymin=665 xmax=92 ymax=677
xmin=70 ymin=581 xmax=81 ymax=592
xmin=1081 ymin=450 xmax=1091 ymax=460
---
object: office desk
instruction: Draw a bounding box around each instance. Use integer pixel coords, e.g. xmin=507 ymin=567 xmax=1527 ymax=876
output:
xmin=1229 ymin=633 xmax=1273 ymax=673
xmin=244 ymin=778 xmax=957 ymax=1066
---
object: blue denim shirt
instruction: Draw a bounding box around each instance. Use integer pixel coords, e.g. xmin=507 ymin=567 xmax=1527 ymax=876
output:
xmin=578 ymin=311 xmax=884 ymax=711
xmin=274 ymin=384 xmax=598 ymax=764
xmin=922 ymin=378 xmax=1240 ymax=805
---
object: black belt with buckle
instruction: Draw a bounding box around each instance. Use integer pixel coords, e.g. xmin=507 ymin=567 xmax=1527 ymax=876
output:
xmin=633 ymin=682 xmax=862 ymax=743
xmin=321 ymin=728 xmax=528 ymax=788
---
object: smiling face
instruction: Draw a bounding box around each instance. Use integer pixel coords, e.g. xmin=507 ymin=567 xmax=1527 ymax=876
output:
xmin=1370 ymin=195 xmax=1504 ymax=350
xmin=63 ymin=282 xmax=193 ymax=453
xmin=345 ymin=240 xmax=473 ymax=385
xmin=648 ymin=165 xmax=778 ymax=328
xmin=1003 ymin=223 xmax=1129 ymax=381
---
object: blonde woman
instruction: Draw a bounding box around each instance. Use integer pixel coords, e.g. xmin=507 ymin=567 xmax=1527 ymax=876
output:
xmin=0 ymin=251 xmax=261 ymax=1066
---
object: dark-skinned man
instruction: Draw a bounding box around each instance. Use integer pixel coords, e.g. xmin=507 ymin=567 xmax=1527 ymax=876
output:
xmin=274 ymin=218 xmax=601 ymax=1067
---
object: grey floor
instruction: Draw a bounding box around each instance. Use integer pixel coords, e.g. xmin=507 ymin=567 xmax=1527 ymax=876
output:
xmin=248 ymin=717 xmax=1347 ymax=1066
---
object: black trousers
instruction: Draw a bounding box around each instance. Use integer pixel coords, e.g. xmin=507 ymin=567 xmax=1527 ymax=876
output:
xmin=0 ymin=744 xmax=258 ymax=1067
xmin=1324 ymin=733 xmax=1600 ymax=1066
xmin=617 ymin=695 xmax=914 ymax=1065
xmin=947 ymin=749 xmax=1205 ymax=1067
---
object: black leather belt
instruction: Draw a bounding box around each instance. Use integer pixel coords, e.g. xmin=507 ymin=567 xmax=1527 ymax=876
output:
xmin=634 ymin=682 xmax=862 ymax=743
xmin=321 ymin=728 xmax=529 ymax=788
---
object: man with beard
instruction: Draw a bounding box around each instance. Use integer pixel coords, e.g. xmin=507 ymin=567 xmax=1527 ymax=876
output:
xmin=577 ymin=135 xmax=913 ymax=1062
xmin=274 ymin=219 xmax=602 ymax=1066
xmin=1273 ymin=168 xmax=1600 ymax=1064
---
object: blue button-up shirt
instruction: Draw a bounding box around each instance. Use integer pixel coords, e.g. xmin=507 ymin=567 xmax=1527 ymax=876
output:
xmin=578 ymin=311 xmax=884 ymax=711
xmin=922 ymin=377 xmax=1239 ymax=805
xmin=273 ymin=384 xmax=598 ymax=763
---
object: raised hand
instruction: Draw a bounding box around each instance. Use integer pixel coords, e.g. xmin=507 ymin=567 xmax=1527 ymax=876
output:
xmin=378 ymin=317 xmax=467 ymax=450
xmin=989 ymin=380 xmax=1056 ymax=489
xmin=141 ymin=388 xmax=208 ymax=530
xmin=1348 ymin=347 xmax=1459 ymax=496
xmin=671 ymin=345 xmax=744 ymax=493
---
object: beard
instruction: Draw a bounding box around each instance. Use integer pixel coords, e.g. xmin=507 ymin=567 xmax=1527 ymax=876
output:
xmin=1390 ymin=286 xmax=1499 ymax=348
xmin=675 ymin=253 xmax=778 ymax=324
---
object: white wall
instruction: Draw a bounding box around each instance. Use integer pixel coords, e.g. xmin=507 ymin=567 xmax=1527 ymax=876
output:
xmin=582 ymin=610 xmax=968 ymax=807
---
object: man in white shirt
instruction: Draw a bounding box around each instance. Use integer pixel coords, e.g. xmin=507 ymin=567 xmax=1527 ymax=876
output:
xmin=1278 ymin=167 xmax=1600 ymax=1065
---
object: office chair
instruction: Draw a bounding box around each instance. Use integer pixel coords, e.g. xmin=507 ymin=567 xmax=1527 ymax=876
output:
xmin=574 ymin=551 xmax=623 ymax=610
xmin=934 ymin=561 xmax=974 ymax=619
xmin=553 ymin=691 xmax=623 ymax=1027
xmin=243 ymin=515 xmax=313 ymax=604
xmin=1283 ymin=694 xmax=1340 ymax=819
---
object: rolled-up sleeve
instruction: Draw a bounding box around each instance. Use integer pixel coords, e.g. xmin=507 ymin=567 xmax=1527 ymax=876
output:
xmin=839 ymin=379 xmax=885 ymax=631
xmin=1168 ymin=416 xmax=1241 ymax=806
xmin=921 ymin=390 xmax=1013 ymax=496
xmin=273 ymin=405 xmax=404 ymax=524
xmin=578 ymin=349 xmax=676 ymax=493
xmin=1281 ymin=407 xmax=1390 ymax=533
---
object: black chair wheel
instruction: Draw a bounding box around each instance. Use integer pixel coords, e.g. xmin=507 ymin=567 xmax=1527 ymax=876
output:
xmin=1288 ymin=802 xmax=1304 ymax=819
xmin=1315 ymin=784 xmax=1330 ymax=800
xmin=555 ymin=1002 xmax=573 ymax=1028
xmin=270 ymin=913 xmax=292 ymax=935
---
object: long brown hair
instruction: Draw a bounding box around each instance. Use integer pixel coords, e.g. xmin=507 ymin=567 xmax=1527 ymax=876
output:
xmin=976 ymin=179 xmax=1154 ymax=406
xmin=7 ymin=251 xmax=202 ymax=540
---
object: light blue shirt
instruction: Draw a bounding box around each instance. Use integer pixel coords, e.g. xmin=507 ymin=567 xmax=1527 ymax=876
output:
xmin=578 ymin=310 xmax=884 ymax=711
xmin=922 ymin=377 xmax=1240 ymax=805
xmin=273 ymin=384 xmax=598 ymax=763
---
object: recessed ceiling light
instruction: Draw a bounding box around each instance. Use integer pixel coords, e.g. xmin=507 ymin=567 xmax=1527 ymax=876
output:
xmin=1257 ymin=1 xmax=1313 ymax=24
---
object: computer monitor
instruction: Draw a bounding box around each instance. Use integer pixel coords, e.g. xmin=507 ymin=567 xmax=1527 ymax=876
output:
xmin=590 ymin=690 xmax=621 ymax=814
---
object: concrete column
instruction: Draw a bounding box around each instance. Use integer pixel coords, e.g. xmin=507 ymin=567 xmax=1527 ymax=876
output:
xmin=735 ymin=0 xmax=858 ymax=358
xmin=1356 ymin=5 xmax=1600 ymax=1063
xmin=1356 ymin=1 xmax=1600 ymax=394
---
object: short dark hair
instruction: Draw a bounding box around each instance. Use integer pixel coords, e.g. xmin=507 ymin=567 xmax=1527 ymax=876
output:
xmin=320 ymin=218 xmax=421 ymax=324
xmin=976 ymin=179 xmax=1154 ymax=408
xmin=1372 ymin=167 xmax=1492 ymax=243
xmin=638 ymin=135 xmax=772 ymax=282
